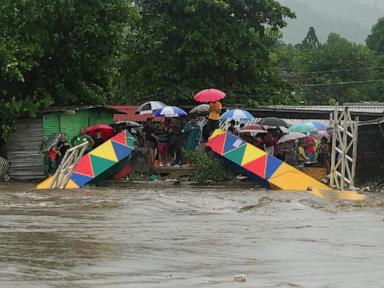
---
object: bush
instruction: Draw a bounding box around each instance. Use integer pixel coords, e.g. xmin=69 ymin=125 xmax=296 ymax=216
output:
xmin=186 ymin=150 xmax=226 ymax=184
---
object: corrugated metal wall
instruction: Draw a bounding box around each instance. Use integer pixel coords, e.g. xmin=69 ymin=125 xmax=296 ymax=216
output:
xmin=5 ymin=109 xmax=114 ymax=180
xmin=356 ymin=119 xmax=384 ymax=184
xmin=59 ymin=111 xmax=89 ymax=143
xmin=6 ymin=119 xmax=45 ymax=180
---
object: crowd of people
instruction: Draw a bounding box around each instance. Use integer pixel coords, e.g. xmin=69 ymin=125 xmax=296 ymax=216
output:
xmin=235 ymin=126 xmax=331 ymax=171
xmin=47 ymin=100 xmax=332 ymax=174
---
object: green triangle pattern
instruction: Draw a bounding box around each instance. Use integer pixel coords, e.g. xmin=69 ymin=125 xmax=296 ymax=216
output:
xmin=90 ymin=154 xmax=117 ymax=176
xmin=223 ymin=145 xmax=247 ymax=165
xmin=126 ymin=135 xmax=135 ymax=148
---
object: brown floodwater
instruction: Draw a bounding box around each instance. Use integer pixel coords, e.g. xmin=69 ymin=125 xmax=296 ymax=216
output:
xmin=0 ymin=182 xmax=383 ymax=288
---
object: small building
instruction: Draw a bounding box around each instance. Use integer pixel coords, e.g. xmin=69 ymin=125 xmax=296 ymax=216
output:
xmin=6 ymin=106 xmax=119 ymax=180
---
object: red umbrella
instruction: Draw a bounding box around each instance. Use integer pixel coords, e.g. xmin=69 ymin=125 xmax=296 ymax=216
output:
xmin=86 ymin=124 xmax=114 ymax=141
xmin=194 ymin=88 xmax=226 ymax=103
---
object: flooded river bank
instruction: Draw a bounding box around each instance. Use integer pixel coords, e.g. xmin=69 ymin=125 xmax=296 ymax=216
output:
xmin=0 ymin=182 xmax=383 ymax=288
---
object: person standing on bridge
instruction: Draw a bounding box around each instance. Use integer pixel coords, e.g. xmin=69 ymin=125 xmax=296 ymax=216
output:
xmin=71 ymin=128 xmax=95 ymax=152
xmin=207 ymin=101 xmax=222 ymax=136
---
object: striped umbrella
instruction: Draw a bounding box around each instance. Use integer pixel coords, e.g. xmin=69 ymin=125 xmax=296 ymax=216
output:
xmin=308 ymin=121 xmax=328 ymax=131
xmin=220 ymin=109 xmax=255 ymax=121
xmin=136 ymin=101 xmax=167 ymax=115
xmin=154 ymin=106 xmax=188 ymax=117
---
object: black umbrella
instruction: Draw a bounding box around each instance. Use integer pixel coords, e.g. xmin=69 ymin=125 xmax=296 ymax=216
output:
xmin=258 ymin=117 xmax=290 ymax=128
xmin=114 ymin=121 xmax=141 ymax=128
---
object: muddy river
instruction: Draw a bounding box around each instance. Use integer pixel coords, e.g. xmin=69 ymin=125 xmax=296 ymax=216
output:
xmin=0 ymin=182 xmax=383 ymax=288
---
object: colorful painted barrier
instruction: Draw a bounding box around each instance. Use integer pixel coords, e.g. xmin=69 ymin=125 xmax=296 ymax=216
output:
xmin=206 ymin=129 xmax=365 ymax=201
xmin=37 ymin=130 xmax=135 ymax=189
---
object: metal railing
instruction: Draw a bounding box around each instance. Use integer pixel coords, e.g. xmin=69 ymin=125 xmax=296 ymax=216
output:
xmin=49 ymin=142 xmax=89 ymax=190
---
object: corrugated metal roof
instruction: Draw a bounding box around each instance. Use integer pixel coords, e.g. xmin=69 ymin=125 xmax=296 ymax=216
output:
xmin=109 ymin=105 xmax=164 ymax=122
xmin=257 ymin=105 xmax=384 ymax=114
xmin=44 ymin=105 xmax=124 ymax=114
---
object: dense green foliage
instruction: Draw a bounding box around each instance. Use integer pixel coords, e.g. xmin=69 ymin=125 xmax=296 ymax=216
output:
xmin=367 ymin=17 xmax=384 ymax=54
xmin=2 ymin=0 xmax=384 ymax=143
xmin=120 ymin=0 xmax=295 ymax=105
xmin=0 ymin=0 xmax=137 ymax=140
xmin=278 ymin=31 xmax=384 ymax=105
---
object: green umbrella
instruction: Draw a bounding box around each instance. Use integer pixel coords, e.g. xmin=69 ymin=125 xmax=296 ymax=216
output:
xmin=288 ymin=123 xmax=317 ymax=134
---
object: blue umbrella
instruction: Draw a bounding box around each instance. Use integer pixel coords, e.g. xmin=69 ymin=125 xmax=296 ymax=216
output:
xmin=220 ymin=109 xmax=255 ymax=121
xmin=154 ymin=106 xmax=187 ymax=117
xmin=308 ymin=121 xmax=328 ymax=131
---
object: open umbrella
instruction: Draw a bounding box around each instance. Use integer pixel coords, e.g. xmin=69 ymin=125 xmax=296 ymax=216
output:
xmin=189 ymin=104 xmax=210 ymax=115
xmin=258 ymin=117 xmax=290 ymax=128
xmin=288 ymin=123 xmax=317 ymax=134
xmin=277 ymin=132 xmax=306 ymax=144
xmin=308 ymin=121 xmax=328 ymax=131
xmin=194 ymin=89 xmax=225 ymax=103
xmin=239 ymin=124 xmax=267 ymax=134
xmin=41 ymin=133 xmax=60 ymax=151
xmin=86 ymin=124 xmax=114 ymax=141
xmin=136 ymin=101 xmax=166 ymax=115
xmin=114 ymin=121 xmax=141 ymax=128
xmin=154 ymin=106 xmax=187 ymax=117
xmin=220 ymin=109 xmax=255 ymax=121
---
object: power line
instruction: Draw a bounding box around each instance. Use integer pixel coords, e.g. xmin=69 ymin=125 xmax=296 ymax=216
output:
xmin=292 ymin=67 xmax=382 ymax=75
xmin=303 ymin=79 xmax=384 ymax=87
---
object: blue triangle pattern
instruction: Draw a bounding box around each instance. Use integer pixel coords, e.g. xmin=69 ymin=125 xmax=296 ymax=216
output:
xmin=265 ymin=155 xmax=283 ymax=180
xmin=223 ymin=134 xmax=245 ymax=154
xmin=71 ymin=172 xmax=94 ymax=188
xmin=112 ymin=140 xmax=133 ymax=161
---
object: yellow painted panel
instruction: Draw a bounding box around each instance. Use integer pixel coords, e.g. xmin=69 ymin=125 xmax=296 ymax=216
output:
xmin=241 ymin=144 xmax=267 ymax=166
xmin=64 ymin=179 xmax=80 ymax=189
xmin=210 ymin=129 xmax=226 ymax=139
xmin=89 ymin=140 xmax=118 ymax=162
xmin=269 ymin=163 xmax=329 ymax=191
xmin=36 ymin=176 xmax=53 ymax=190
xmin=36 ymin=175 xmax=80 ymax=190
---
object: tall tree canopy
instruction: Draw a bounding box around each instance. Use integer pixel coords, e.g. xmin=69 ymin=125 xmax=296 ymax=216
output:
xmin=0 ymin=0 xmax=137 ymax=140
xmin=278 ymin=32 xmax=380 ymax=105
xmin=120 ymin=0 xmax=295 ymax=105
xmin=366 ymin=17 xmax=384 ymax=54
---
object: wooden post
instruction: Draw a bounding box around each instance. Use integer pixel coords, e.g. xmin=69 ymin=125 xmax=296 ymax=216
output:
xmin=330 ymin=104 xmax=338 ymax=188
xmin=329 ymin=105 xmax=359 ymax=190
xmin=351 ymin=116 xmax=359 ymax=187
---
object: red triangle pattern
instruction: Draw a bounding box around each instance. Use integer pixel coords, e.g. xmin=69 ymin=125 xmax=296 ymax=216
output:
xmin=242 ymin=155 xmax=267 ymax=179
xmin=206 ymin=133 xmax=226 ymax=155
xmin=111 ymin=131 xmax=127 ymax=146
xmin=73 ymin=154 xmax=95 ymax=177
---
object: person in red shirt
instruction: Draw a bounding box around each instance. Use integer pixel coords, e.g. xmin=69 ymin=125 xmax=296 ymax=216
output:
xmin=304 ymin=134 xmax=316 ymax=162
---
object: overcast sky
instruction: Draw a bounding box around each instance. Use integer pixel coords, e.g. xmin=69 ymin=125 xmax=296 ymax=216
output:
xmin=280 ymin=0 xmax=384 ymax=43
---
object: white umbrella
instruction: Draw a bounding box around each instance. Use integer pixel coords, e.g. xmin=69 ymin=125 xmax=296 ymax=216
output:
xmin=136 ymin=101 xmax=167 ymax=115
xmin=189 ymin=104 xmax=209 ymax=115
xmin=277 ymin=132 xmax=306 ymax=144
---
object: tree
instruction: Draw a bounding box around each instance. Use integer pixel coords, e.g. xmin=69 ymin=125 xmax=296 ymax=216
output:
xmin=301 ymin=27 xmax=320 ymax=50
xmin=120 ymin=0 xmax=295 ymax=105
xmin=367 ymin=17 xmax=384 ymax=54
xmin=0 ymin=0 xmax=138 ymax=142
xmin=277 ymin=33 xmax=383 ymax=104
